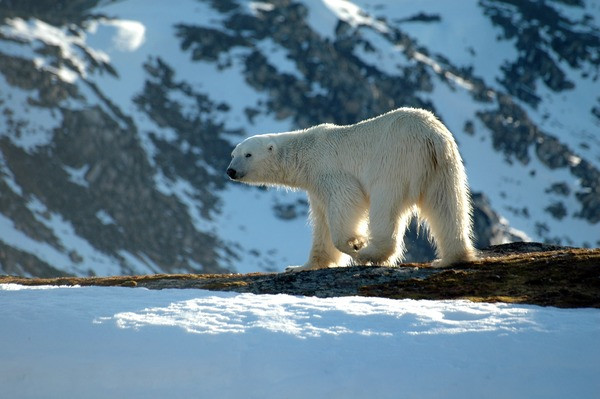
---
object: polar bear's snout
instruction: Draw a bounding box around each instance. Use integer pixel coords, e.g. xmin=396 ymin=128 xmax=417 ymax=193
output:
xmin=227 ymin=154 xmax=246 ymax=180
xmin=227 ymin=167 xmax=245 ymax=180
xmin=226 ymin=168 xmax=237 ymax=179
xmin=226 ymin=161 xmax=245 ymax=180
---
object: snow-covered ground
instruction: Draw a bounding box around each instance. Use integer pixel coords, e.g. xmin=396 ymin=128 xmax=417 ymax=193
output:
xmin=1 ymin=284 xmax=599 ymax=399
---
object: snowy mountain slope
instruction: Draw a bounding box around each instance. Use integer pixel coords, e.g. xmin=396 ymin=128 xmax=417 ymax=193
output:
xmin=0 ymin=0 xmax=598 ymax=276
xmin=2 ymin=284 xmax=600 ymax=399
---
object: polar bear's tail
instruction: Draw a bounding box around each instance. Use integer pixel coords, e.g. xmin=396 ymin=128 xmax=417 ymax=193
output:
xmin=419 ymin=136 xmax=476 ymax=267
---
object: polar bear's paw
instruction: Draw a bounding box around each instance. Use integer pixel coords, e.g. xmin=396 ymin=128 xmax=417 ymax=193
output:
xmin=347 ymin=236 xmax=367 ymax=252
xmin=285 ymin=264 xmax=318 ymax=273
xmin=355 ymin=245 xmax=394 ymax=266
xmin=285 ymin=265 xmax=307 ymax=273
xmin=431 ymin=251 xmax=476 ymax=268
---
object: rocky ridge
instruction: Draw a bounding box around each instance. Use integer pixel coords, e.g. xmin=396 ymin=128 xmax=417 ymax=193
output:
xmin=3 ymin=243 xmax=599 ymax=308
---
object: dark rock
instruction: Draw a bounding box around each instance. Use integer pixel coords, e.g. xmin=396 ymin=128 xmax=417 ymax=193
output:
xmin=545 ymin=182 xmax=570 ymax=196
xmin=545 ymin=201 xmax=568 ymax=220
xmin=478 ymin=241 xmax=573 ymax=257
xmin=472 ymin=193 xmax=526 ymax=248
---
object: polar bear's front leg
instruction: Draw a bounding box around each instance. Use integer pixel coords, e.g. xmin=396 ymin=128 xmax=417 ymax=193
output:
xmin=321 ymin=178 xmax=369 ymax=257
xmin=285 ymin=193 xmax=344 ymax=273
xmin=356 ymin=191 xmax=410 ymax=265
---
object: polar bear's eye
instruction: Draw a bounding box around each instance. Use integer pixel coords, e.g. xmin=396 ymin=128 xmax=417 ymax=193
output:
xmin=245 ymin=153 xmax=252 ymax=158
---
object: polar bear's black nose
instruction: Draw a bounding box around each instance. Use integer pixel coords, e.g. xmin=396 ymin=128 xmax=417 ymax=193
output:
xmin=226 ymin=168 xmax=237 ymax=179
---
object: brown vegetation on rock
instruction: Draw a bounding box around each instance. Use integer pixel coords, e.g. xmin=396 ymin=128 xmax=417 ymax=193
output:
xmin=1 ymin=245 xmax=598 ymax=308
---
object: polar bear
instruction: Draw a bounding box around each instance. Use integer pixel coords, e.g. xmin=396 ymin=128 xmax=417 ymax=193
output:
xmin=226 ymin=107 xmax=475 ymax=271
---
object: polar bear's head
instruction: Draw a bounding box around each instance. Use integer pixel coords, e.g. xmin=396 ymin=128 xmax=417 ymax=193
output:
xmin=226 ymin=134 xmax=278 ymax=185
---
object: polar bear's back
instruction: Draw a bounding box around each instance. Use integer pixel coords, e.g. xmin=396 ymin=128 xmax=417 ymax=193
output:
xmin=315 ymin=107 xmax=453 ymax=151
xmin=307 ymin=108 xmax=459 ymax=187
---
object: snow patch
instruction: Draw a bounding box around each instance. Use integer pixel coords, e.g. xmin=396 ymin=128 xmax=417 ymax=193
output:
xmin=63 ymin=164 xmax=90 ymax=188
xmin=248 ymin=2 xmax=276 ymax=15
xmin=95 ymin=210 xmax=115 ymax=225
xmin=323 ymin=0 xmax=388 ymax=33
xmin=0 ymin=17 xmax=109 ymax=82
xmin=118 ymin=250 xmax=160 ymax=274
xmin=0 ymin=74 xmax=59 ymax=152
xmin=0 ymin=152 xmax=23 ymax=196
xmin=101 ymin=294 xmax=540 ymax=338
xmin=86 ymin=19 xmax=146 ymax=52
xmin=0 ymin=283 xmax=79 ymax=291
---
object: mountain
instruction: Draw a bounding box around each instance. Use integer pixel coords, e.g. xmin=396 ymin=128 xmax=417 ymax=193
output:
xmin=0 ymin=0 xmax=598 ymax=277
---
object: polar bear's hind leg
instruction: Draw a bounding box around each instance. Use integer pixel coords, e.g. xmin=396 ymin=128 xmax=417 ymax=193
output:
xmin=419 ymin=173 xmax=476 ymax=267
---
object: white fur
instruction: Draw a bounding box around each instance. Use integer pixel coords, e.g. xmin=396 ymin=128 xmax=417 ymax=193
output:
xmin=227 ymin=108 xmax=476 ymax=271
